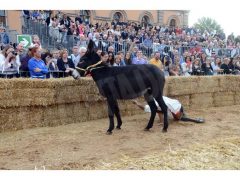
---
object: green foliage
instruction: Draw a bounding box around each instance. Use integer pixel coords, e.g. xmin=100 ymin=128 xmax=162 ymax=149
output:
xmin=193 ymin=17 xmax=224 ymax=34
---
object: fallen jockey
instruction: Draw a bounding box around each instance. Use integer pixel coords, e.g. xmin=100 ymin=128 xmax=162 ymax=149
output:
xmin=132 ymin=96 xmax=205 ymax=123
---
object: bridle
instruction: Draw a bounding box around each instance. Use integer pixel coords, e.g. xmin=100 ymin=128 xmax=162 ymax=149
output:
xmin=75 ymin=60 xmax=103 ymax=76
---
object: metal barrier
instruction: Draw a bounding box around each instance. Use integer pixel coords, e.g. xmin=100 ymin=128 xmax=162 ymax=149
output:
xmin=0 ymin=70 xmax=67 ymax=79
xmin=0 ymin=69 xmax=238 ymax=79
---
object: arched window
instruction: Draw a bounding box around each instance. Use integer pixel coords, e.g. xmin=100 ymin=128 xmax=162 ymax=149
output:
xmin=79 ymin=10 xmax=90 ymax=23
xmin=169 ymin=19 xmax=176 ymax=27
xmin=0 ymin=10 xmax=6 ymax=27
xmin=141 ymin=15 xmax=150 ymax=28
xmin=113 ymin=12 xmax=123 ymax=22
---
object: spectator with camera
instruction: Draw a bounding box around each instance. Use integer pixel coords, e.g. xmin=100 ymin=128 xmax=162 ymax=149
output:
xmin=0 ymin=45 xmax=21 ymax=78
xmin=28 ymin=47 xmax=48 ymax=79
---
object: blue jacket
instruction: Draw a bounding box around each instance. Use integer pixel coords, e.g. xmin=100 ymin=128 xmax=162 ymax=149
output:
xmin=28 ymin=57 xmax=48 ymax=78
xmin=0 ymin=32 xmax=9 ymax=44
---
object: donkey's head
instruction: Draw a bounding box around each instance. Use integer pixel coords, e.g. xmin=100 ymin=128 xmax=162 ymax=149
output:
xmin=72 ymin=40 xmax=101 ymax=79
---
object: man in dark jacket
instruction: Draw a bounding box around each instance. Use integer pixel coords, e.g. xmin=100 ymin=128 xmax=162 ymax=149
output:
xmin=19 ymin=47 xmax=34 ymax=77
xmin=121 ymin=28 xmax=128 ymax=40
xmin=220 ymin=58 xmax=232 ymax=74
xmin=60 ymin=14 xmax=71 ymax=29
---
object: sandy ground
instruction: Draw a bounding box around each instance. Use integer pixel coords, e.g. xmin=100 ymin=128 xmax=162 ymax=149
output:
xmin=0 ymin=105 xmax=240 ymax=170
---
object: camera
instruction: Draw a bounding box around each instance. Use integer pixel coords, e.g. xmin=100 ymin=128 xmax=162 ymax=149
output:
xmin=11 ymin=51 xmax=18 ymax=56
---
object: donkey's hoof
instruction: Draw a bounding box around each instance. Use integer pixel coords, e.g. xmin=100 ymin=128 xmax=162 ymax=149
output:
xmin=106 ymin=131 xmax=113 ymax=135
xmin=116 ymin=126 xmax=121 ymax=130
xmin=162 ymin=128 xmax=167 ymax=133
xmin=144 ymin=128 xmax=150 ymax=131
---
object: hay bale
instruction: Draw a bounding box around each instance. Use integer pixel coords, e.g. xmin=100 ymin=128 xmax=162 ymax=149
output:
xmin=190 ymin=93 xmax=214 ymax=108
xmin=167 ymin=76 xmax=222 ymax=96
xmin=88 ymin=101 xmax=108 ymax=120
xmin=214 ymin=92 xmax=235 ymax=107
xmin=167 ymin=76 xmax=198 ymax=96
xmin=72 ymin=102 xmax=89 ymax=122
xmin=0 ymin=88 xmax=56 ymax=108
xmin=163 ymin=78 xmax=169 ymax=96
xmin=196 ymin=76 xmax=220 ymax=93
xmin=218 ymin=75 xmax=240 ymax=92
xmin=43 ymin=102 xmax=88 ymax=125
xmin=1 ymin=76 xmax=240 ymax=133
xmin=0 ymin=106 xmax=45 ymax=133
xmin=235 ymin=92 xmax=240 ymax=105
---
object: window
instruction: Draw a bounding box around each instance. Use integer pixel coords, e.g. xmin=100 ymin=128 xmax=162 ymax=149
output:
xmin=170 ymin=19 xmax=176 ymax=27
xmin=80 ymin=10 xmax=90 ymax=23
xmin=113 ymin=12 xmax=123 ymax=22
xmin=0 ymin=10 xmax=6 ymax=27
xmin=141 ymin=15 xmax=150 ymax=28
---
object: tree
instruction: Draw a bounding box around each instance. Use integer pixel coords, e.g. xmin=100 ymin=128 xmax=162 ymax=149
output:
xmin=193 ymin=17 xmax=224 ymax=34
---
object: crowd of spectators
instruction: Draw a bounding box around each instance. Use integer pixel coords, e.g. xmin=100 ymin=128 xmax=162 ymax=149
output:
xmin=0 ymin=10 xmax=240 ymax=79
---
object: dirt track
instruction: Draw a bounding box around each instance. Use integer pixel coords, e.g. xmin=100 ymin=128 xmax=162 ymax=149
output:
xmin=0 ymin=105 xmax=240 ymax=170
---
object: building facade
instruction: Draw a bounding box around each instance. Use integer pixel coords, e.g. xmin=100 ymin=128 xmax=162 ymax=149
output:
xmin=1 ymin=10 xmax=189 ymax=34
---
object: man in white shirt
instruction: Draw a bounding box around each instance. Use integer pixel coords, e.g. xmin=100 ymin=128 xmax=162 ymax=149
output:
xmin=68 ymin=46 xmax=80 ymax=67
xmin=132 ymin=96 xmax=205 ymax=123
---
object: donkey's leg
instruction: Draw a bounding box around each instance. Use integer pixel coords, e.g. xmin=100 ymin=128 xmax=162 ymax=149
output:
xmin=144 ymin=92 xmax=158 ymax=131
xmin=113 ymin=100 xmax=122 ymax=129
xmin=106 ymin=97 xmax=116 ymax=135
xmin=155 ymin=96 xmax=168 ymax=133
